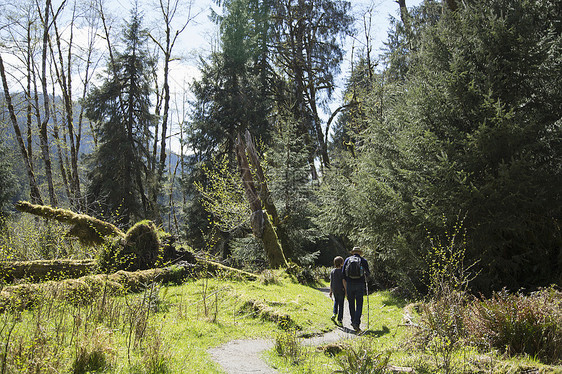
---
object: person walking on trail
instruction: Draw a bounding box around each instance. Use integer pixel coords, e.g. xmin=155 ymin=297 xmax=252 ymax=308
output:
xmin=329 ymin=256 xmax=345 ymax=327
xmin=343 ymin=247 xmax=370 ymax=332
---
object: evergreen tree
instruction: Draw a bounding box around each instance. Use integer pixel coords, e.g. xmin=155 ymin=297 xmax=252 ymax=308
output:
xmin=323 ymin=0 xmax=562 ymax=292
xmin=183 ymin=0 xmax=274 ymax=248
xmin=267 ymin=114 xmax=323 ymax=263
xmin=271 ymin=0 xmax=353 ymax=169
xmin=84 ymin=7 xmax=157 ymax=226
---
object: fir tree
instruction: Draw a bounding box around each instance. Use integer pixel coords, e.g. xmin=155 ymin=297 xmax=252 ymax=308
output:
xmin=84 ymin=6 xmax=157 ymax=226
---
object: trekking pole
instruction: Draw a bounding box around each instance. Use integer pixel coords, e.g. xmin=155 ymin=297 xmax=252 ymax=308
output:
xmin=365 ymin=277 xmax=370 ymax=331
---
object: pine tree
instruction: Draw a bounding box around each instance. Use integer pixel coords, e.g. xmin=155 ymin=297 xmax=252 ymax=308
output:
xmin=323 ymin=0 xmax=562 ymax=292
xmin=183 ymin=0 xmax=274 ymax=247
xmin=84 ymin=6 xmax=157 ymax=226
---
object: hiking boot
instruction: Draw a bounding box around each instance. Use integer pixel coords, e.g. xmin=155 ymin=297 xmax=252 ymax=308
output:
xmin=331 ymin=315 xmax=336 ymax=323
xmin=336 ymin=320 xmax=343 ymax=327
xmin=352 ymin=324 xmax=361 ymax=332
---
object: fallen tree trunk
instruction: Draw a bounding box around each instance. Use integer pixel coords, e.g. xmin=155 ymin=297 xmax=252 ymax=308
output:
xmin=0 ymin=259 xmax=258 ymax=312
xmin=15 ymin=201 xmax=125 ymax=245
xmin=0 ymin=259 xmax=96 ymax=283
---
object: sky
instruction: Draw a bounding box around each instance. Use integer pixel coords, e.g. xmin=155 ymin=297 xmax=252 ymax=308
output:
xmin=104 ymin=0 xmax=424 ymax=94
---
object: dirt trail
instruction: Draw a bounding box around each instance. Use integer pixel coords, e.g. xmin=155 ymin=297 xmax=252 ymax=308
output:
xmin=208 ymin=287 xmax=361 ymax=374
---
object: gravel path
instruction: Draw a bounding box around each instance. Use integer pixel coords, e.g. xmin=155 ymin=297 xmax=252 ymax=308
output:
xmin=208 ymin=287 xmax=362 ymax=374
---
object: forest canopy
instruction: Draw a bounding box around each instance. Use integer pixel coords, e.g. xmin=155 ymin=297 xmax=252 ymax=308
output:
xmin=0 ymin=0 xmax=560 ymax=294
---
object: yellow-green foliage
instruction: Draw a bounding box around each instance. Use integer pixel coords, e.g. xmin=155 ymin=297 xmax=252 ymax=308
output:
xmin=0 ymin=215 xmax=94 ymax=261
xmin=0 ymin=274 xmax=334 ymax=373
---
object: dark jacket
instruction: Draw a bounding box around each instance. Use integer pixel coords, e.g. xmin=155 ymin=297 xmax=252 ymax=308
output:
xmin=342 ymin=254 xmax=370 ymax=284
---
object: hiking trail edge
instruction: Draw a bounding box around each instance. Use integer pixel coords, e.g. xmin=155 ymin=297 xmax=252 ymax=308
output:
xmin=208 ymin=287 xmax=362 ymax=374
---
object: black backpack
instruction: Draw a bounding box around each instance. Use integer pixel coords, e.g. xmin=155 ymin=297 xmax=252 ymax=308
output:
xmin=345 ymin=256 xmax=364 ymax=279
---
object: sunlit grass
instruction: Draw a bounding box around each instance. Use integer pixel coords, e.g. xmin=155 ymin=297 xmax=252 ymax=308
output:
xmin=0 ymin=272 xmax=334 ymax=373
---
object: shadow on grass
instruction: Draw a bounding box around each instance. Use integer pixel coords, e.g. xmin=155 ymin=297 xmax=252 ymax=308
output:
xmin=360 ymin=325 xmax=390 ymax=338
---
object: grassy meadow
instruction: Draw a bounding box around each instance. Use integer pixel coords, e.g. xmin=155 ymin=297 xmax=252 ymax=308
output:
xmin=1 ymin=218 xmax=561 ymax=373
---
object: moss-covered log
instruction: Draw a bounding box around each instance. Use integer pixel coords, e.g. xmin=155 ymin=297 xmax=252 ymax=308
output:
xmin=0 ymin=259 xmax=96 ymax=283
xmin=0 ymin=259 xmax=257 ymax=312
xmin=15 ymin=201 xmax=125 ymax=245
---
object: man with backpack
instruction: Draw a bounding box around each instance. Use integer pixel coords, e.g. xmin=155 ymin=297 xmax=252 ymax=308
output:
xmin=343 ymin=246 xmax=370 ymax=332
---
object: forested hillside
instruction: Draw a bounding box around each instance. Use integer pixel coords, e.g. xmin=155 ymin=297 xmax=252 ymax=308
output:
xmin=1 ymin=0 xmax=560 ymax=294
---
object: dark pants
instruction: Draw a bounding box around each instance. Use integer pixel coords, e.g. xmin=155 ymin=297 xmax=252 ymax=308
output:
xmin=332 ymin=292 xmax=345 ymax=322
xmin=346 ymin=282 xmax=365 ymax=327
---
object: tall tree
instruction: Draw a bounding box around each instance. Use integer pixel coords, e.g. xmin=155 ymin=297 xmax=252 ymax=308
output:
xmin=84 ymin=6 xmax=157 ymax=226
xmin=325 ymin=0 xmax=562 ymax=292
xmin=0 ymin=129 xmax=16 ymax=216
xmin=183 ymin=0 xmax=273 ymax=246
xmin=271 ymin=0 xmax=353 ymax=170
xmin=148 ymin=0 xmax=195 ymax=220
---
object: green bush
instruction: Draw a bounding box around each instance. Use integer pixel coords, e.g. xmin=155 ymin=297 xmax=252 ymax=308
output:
xmin=466 ymin=287 xmax=562 ymax=364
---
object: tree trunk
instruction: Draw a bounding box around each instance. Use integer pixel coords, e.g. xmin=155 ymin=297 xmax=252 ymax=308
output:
xmin=235 ymin=133 xmax=288 ymax=268
xmin=0 ymin=55 xmax=43 ymax=205
xmin=15 ymin=201 xmax=125 ymax=245
xmin=39 ymin=0 xmax=58 ymax=206
xmin=50 ymin=3 xmax=83 ymax=208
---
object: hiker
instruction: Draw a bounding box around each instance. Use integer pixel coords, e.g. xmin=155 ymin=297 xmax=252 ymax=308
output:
xmin=329 ymin=256 xmax=345 ymax=327
xmin=343 ymin=246 xmax=370 ymax=332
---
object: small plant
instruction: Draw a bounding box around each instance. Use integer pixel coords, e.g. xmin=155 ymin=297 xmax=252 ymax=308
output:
xmin=418 ymin=215 xmax=475 ymax=373
xmin=274 ymin=328 xmax=304 ymax=365
xmin=258 ymin=269 xmax=281 ymax=285
xmin=334 ymin=339 xmax=391 ymax=374
xmin=72 ymin=326 xmax=115 ymax=374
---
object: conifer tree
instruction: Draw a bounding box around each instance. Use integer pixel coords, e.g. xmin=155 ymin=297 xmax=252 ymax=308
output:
xmin=183 ymin=0 xmax=273 ymax=247
xmin=323 ymin=0 xmax=562 ymax=292
xmin=84 ymin=6 xmax=157 ymax=226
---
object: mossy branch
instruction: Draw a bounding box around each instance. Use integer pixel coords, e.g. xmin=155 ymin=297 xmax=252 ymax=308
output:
xmin=15 ymin=201 xmax=125 ymax=245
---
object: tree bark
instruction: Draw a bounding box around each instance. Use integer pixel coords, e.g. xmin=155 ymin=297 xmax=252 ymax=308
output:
xmin=0 ymin=55 xmax=43 ymax=205
xmin=235 ymin=133 xmax=288 ymax=268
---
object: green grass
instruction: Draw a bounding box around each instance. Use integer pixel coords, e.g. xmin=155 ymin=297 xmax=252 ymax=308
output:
xmin=2 ymin=272 xmax=562 ymax=373
xmin=0 ymin=271 xmax=333 ymax=373
xmin=263 ymin=290 xmax=562 ymax=374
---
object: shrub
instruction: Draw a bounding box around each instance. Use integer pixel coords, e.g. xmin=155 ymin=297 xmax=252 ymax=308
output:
xmin=72 ymin=327 xmax=115 ymax=373
xmin=274 ymin=328 xmax=303 ymax=365
xmin=466 ymin=287 xmax=562 ymax=364
xmin=334 ymin=339 xmax=391 ymax=374
xmin=415 ymin=290 xmax=469 ymax=373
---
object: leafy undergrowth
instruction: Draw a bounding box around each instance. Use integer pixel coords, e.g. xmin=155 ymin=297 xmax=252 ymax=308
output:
xmin=1 ymin=267 xmax=561 ymax=373
xmin=266 ymin=289 xmax=562 ymax=374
